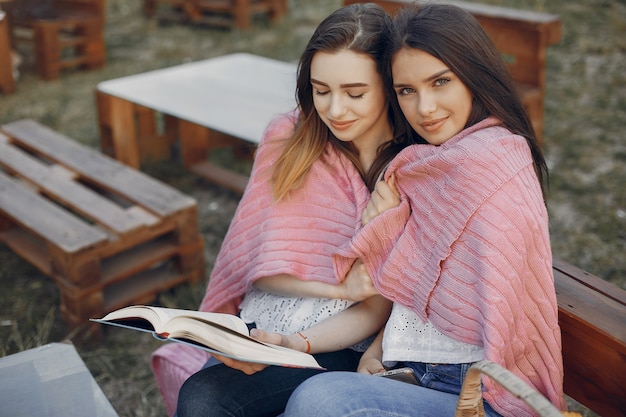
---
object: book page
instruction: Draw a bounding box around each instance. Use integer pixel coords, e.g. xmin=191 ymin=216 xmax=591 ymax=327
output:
xmin=169 ymin=318 xmax=322 ymax=369
xmin=98 ymin=306 xmax=250 ymax=336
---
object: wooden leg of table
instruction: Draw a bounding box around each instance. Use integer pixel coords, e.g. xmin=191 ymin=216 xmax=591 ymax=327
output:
xmin=135 ymin=105 xmax=171 ymax=161
xmin=163 ymin=114 xmax=178 ymax=147
xmin=178 ymin=119 xmax=209 ymax=167
xmin=33 ymin=22 xmax=62 ymax=80
xmin=0 ymin=15 xmax=15 ymax=94
xmin=100 ymin=93 xmax=142 ymax=168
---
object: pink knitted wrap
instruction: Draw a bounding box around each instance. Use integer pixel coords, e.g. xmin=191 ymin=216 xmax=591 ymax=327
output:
xmin=151 ymin=112 xmax=370 ymax=415
xmin=334 ymin=117 xmax=565 ymax=416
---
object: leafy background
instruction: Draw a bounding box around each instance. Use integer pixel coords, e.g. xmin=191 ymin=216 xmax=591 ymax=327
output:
xmin=0 ymin=0 xmax=624 ymax=416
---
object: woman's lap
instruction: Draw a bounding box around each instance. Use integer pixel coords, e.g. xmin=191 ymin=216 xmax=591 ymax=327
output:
xmin=176 ymin=349 xmax=361 ymax=417
xmin=284 ymin=371 xmax=502 ymax=417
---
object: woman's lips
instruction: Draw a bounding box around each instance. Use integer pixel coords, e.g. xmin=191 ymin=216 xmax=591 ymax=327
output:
xmin=330 ymin=119 xmax=356 ymax=130
xmin=421 ymin=117 xmax=446 ymax=133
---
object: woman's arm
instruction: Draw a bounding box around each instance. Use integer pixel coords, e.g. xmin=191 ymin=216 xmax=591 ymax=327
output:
xmin=254 ymin=259 xmax=378 ymax=301
xmin=215 ymin=295 xmax=392 ymax=375
xmin=280 ymin=295 xmax=391 ymax=353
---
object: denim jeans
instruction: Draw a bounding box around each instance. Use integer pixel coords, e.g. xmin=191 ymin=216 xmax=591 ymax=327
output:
xmin=175 ymin=348 xmax=362 ymax=417
xmin=283 ymin=363 xmax=503 ymax=417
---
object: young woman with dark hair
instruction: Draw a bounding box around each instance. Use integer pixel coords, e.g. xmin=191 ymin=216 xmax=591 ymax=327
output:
xmin=283 ymin=4 xmax=564 ymax=417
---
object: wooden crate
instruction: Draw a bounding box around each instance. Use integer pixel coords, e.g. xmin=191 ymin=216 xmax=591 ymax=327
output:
xmin=0 ymin=119 xmax=205 ymax=329
xmin=11 ymin=0 xmax=106 ymax=80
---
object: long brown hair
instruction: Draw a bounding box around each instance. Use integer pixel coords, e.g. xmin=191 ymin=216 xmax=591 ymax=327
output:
xmin=386 ymin=3 xmax=548 ymax=193
xmin=272 ymin=3 xmax=413 ymax=201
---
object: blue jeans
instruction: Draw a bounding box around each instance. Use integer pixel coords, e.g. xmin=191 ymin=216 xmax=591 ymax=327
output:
xmin=283 ymin=363 xmax=503 ymax=417
xmin=176 ymin=348 xmax=362 ymax=417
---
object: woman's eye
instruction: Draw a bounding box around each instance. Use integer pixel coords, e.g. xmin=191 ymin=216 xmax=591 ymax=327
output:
xmin=434 ymin=78 xmax=450 ymax=87
xmin=314 ymin=89 xmax=329 ymax=96
xmin=396 ymin=87 xmax=414 ymax=96
xmin=348 ymin=92 xmax=365 ymax=99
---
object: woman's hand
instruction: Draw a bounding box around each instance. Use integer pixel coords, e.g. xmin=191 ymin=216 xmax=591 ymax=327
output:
xmin=211 ymin=329 xmax=292 ymax=375
xmin=211 ymin=352 xmax=268 ymax=375
xmin=357 ymin=327 xmax=385 ymax=374
xmin=338 ymin=259 xmax=379 ymax=301
xmin=362 ymin=174 xmax=399 ymax=225
xmin=357 ymin=356 xmax=385 ymax=375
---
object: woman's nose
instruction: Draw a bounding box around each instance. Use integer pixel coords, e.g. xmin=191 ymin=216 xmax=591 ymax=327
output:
xmin=328 ymin=94 xmax=346 ymax=118
xmin=417 ymin=93 xmax=436 ymax=115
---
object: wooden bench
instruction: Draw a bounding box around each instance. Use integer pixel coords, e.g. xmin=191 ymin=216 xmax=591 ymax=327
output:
xmin=343 ymin=0 xmax=562 ymax=143
xmin=143 ymin=0 xmax=287 ymax=30
xmin=553 ymin=258 xmax=626 ymax=417
xmin=11 ymin=0 xmax=106 ymax=80
xmin=0 ymin=119 xmax=205 ymax=331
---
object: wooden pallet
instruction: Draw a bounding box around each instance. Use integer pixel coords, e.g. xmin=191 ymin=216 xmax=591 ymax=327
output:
xmin=0 ymin=119 xmax=205 ymax=329
xmin=143 ymin=0 xmax=287 ymax=29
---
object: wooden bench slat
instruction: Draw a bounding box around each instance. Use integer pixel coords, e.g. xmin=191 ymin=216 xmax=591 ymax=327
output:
xmin=554 ymin=257 xmax=626 ymax=417
xmin=0 ymin=137 xmax=156 ymax=236
xmin=0 ymin=119 xmax=196 ymax=218
xmin=0 ymin=170 xmax=107 ymax=253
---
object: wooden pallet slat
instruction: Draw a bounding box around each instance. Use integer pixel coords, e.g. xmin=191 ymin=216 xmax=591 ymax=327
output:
xmin=1 ymin=119 xmax=196 ymax=218
xmin=0 ymin=170 xmax=108 ymax=253
xmin=0 ymin=137 xmax=154 ymax=236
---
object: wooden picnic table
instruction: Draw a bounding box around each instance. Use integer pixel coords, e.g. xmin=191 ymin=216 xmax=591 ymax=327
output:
xmin=96 ymin=53 xmax=297 ymax=194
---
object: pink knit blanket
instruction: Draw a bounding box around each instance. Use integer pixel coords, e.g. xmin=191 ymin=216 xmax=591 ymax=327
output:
xmin=334 ymin=117 xmax=565 ymax=416
xmin=199 ymin=111 xmax=370 ymax=313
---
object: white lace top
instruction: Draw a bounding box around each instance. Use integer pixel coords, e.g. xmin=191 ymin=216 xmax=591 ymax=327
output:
xmin=240 ymin=286 xmax=373 ymax=351
xmin=382 ymin=303 xmax=484 ymax=366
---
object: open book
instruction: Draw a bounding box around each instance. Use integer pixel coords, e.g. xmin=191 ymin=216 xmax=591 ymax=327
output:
xmin=91 ymin=305 xmax=322 ymax=369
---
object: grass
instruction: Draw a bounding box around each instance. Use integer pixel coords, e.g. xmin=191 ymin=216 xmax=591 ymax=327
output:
xmin=0 ymin=0 xmax=624 ymax=416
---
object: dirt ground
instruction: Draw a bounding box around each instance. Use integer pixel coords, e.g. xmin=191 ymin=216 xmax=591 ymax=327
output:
xmin=0 ymin=0 xmax=624 ymax=416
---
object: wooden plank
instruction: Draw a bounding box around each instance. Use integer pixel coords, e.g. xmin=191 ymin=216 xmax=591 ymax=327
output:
xmin=1 ymin=119 xmax=196 ymax=218
xmin=178 ymin=119 xmax=210 ymax=167
xmin=0 ymin=170 xmax=108 ymax=253
xmin=190 ymin=161 xmax=249 ymax=194
xmin=0 ymin=137 xmax=155 ymax=235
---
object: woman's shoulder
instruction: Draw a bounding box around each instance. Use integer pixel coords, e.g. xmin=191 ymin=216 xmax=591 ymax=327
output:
xmin=259 ymin=110 xmax=299 ymax=145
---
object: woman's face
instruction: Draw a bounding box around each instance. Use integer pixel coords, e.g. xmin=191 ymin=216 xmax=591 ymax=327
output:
xmin=392 ymin=48 xmax=473 ymax=145
xmin=311 ymin=50 xmax=391 ymax=154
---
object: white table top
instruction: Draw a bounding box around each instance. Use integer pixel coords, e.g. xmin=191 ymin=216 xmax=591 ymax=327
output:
xmin=97 ymin=53 xmax=298 ymax=144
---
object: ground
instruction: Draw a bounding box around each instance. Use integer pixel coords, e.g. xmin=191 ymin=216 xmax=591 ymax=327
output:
xmin=0 ymin=0 xmax=624 ymax=416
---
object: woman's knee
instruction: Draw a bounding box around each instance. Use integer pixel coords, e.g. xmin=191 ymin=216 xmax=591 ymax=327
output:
xmin=176 ymin=372 xmax=219 ymax=417
xmin=285 ymin=372 xmax=357 ymax=416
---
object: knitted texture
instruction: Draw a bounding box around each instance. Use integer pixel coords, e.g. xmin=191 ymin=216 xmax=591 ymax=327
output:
xmin=334 ymin=117 xmax=565 ymax=416
xmin=151 ymin=112 xmax=370 ymax=415
xmin=199 ymin=111 xmax=369 ymax=312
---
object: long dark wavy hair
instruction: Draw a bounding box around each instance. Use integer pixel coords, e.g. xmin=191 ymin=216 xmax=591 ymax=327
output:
xmin=272 ymin=3 xmax=414 ymax=200
xmin=385 ymin=3 xmax=548 ymax=193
